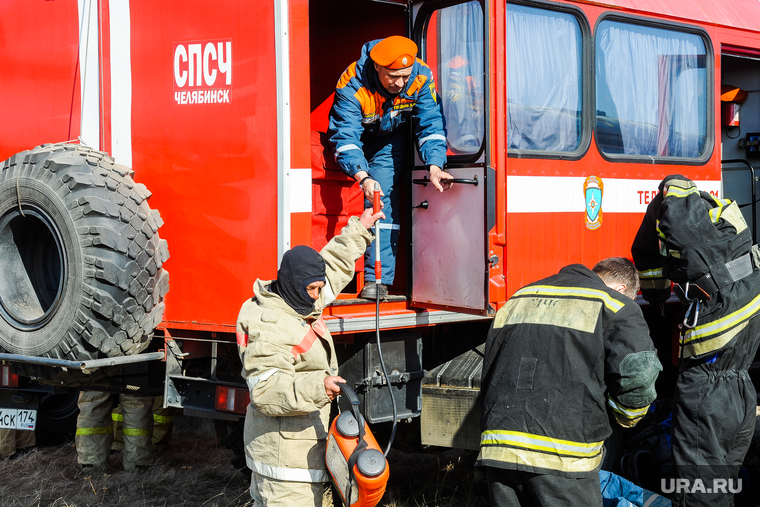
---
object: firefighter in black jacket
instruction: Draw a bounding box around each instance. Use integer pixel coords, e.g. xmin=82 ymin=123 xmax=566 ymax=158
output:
xmin=477 ymin=258 xmax=661 ymax=506
xmin=632 ymin=175 xmax=760 ymax=507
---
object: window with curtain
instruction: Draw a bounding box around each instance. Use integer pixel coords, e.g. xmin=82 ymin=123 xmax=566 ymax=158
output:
xmin=507 ymin=3 xmax=583 ymax=153
xmin=425 ymin=1 xmax=484 ymax=156
xmin=595 ymin=21 xmax=708 ymax=158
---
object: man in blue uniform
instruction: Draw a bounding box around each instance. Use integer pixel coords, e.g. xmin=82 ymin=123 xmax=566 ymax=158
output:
xmin=328 ymin=35 xmax=453 ymax=299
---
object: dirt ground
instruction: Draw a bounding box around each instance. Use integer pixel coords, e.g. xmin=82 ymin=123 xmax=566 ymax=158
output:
xmin=0 ymin=415 xmax=488 ymax=507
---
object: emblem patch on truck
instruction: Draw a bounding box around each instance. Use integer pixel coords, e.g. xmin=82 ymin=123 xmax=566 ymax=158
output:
xmin=173 ymin=39 xmax=232 ymax=105
xmin=584 ymin=175 xmax=603 ymax=230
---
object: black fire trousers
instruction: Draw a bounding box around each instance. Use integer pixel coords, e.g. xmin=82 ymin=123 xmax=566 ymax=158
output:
xmin=486 ymin=467 xmax=603 ymax=507
xmin=670 ymin=360 xmax=756 ymax=507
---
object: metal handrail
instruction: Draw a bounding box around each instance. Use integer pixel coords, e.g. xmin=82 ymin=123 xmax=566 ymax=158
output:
xmin=722 ymin=158 xmax=758 ymax=244
xmin=0 ymin=351 xmax=166 ymax=371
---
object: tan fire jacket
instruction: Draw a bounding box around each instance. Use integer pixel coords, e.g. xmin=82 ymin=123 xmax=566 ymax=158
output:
xmin=236 ymin=216 xmax=373 ymax=483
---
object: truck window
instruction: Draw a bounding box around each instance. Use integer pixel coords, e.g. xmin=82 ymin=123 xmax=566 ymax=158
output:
xmin=423 ymin=1 xmax=484 ymax=157
xmin=507 ymin=3 xmax=584 ymax=154
xmin=595 ymin=20 xmax=709 ymax=159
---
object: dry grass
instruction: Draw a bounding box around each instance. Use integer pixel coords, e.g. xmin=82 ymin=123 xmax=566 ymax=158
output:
xmin=0 ymin=416 xmax=487 ymax=507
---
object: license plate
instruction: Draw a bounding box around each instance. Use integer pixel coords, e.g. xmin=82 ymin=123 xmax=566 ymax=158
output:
xmin=0 ymin=408 xmax=36 ymax=430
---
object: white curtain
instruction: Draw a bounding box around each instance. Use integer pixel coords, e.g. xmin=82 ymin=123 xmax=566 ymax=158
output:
xmin=437 ymin=1 xmax=485 ymax=155
xmin=596 ymin=22 xmax=706 ymax=157
xmin=507 ymin=4 xmax=582 ymax=152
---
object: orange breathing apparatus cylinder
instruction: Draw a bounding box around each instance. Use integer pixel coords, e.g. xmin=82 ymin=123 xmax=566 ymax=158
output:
xmin=326 ymin=383 xmax=389 ymax=507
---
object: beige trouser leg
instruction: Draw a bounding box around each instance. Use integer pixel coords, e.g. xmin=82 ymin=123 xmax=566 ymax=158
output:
xmin=15 ymin=427 xmax=35 ymax=449
xmin=76 ymin=391 xmax=116 ymax=467
xmin=250 ymin=471 xmax=324 ymax=507
xmin=0 ymin=429 xmax=16 ymax=458
xmin=111 ymin=404 xmax=124 ymax=451
xmin=151 ymin=395 xmax=175 ymax=450
xmin=119 ymin=393 xmax=154 ymax=470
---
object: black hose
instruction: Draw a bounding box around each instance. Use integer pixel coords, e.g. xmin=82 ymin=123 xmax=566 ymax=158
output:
xmin=376 ymin=291 xmax=397 ymax=457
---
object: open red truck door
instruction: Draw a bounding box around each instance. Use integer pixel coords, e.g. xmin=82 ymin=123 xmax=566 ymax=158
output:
xmin=410 ymin=1 xmax=491 ymax=315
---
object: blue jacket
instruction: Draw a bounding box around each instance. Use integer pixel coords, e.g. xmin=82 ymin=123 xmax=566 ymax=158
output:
xmin=328 ymin=39 xmax=447 ymax=178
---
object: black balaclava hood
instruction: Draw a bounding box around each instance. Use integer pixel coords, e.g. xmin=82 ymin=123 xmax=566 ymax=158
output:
xmin=270 ymin=245 xmax=326 ymax=316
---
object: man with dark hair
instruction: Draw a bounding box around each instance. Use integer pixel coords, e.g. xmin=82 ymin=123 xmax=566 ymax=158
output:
xmin=477 ymin=258 xmax=662 ymax=507
xmin=236 ymin=208 xmax=383 ymax=507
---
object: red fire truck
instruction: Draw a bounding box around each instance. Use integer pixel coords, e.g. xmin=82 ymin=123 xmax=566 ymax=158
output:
xmin=1 ymin=0 xmax=760 ymax=451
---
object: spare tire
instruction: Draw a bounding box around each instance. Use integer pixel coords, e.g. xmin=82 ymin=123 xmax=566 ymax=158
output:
xmin=0 ymin=143 xmax=169 ymax=370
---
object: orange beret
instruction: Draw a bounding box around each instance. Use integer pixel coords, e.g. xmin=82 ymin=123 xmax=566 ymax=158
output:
xmin=721 ymin=84 xmax=748 ymax=103
xmin=370 ymin=36 xmax=417 ymax=70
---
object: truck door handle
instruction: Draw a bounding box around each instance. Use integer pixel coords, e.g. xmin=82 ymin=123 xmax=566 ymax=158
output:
xmin=412 ymin=175 xmax=478 ymax=186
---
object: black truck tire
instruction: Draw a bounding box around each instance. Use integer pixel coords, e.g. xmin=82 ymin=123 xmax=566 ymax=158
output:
xmin=0 ymin=144 xmax=169 ymax=379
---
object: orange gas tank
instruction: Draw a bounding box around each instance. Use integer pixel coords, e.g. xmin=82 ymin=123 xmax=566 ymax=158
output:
xmin=326 ymin=384 xmax=389 ymax=507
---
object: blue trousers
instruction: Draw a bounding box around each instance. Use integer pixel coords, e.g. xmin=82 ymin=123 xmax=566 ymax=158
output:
xmin=362 ymin=130 xmax=408 ymax=285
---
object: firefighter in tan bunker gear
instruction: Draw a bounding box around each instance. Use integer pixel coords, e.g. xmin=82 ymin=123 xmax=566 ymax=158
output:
xmin=0 ymin=428 xmax=35 ymax=459
xmin=236 ymin=209 xmax=383 ymax=507
xmin=75 ymin=391 xmax=154 ymax=471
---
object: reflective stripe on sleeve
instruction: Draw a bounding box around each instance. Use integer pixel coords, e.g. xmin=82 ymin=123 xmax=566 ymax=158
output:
xmin=607 ymin=397 xmax=649 ymax=427
xmin=246 ymin=368 xmax=280 ymax=391
xmin=112 ymin=413 xmax=124 ymax=422
xmin=419 ymin=134 xmax=446 ymax=146
xmin=335 ymin=144 xmax=362 ymax=153
xmin=664 ymin=186 xmax=700 ymax=198
xmin=249 ymin=459 xmax=328 ymax=483
xmin=153 ymin=414 xmax=174 ymax=424
xmin=76 ymin=426 xmax=114 ymax=436
xmin=638 ymin=268 xmax=663 ymax=279
xmin=639 ymin=278 xmax=671 ymax=290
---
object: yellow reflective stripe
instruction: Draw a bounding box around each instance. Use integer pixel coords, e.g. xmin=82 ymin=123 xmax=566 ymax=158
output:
xmin=709 ymin=205 xmax=723 ymax=223
xmin=514 ymin=285 xmax=624 ymax=313
xmin=664 ymin=185 xmax=699 ymax=198
xmin=494 ymin=297 xmax=601 ymax=333
xmin=607 ymin=397 xmax=649 ymax=419
xmin=611 ymin=411 xmax=644 ymax=429
xmin=153 ymin=415 xmax=174 ymax=424
xmin=480 ymin=430 xmax=603 ymax=458
xmin=665 ymin=179 xmax=696 ymax=191
xmin=639 ymin=278 xmax=671 ymax=290
xmin=480 ymin=442 xmax=603 ymax=473
xmin=681 ymin=321 xmax=747 ymax=358
xmin=682 ymin=292 xmax=760 ymax=345
xmin=123 ymin=428 xmax=152 ymax=437
xmin=112 ymin=413 xmax=124 ymax=422
xmin=76 ymin=426 xmax=113 ymax=436
xmin=638 ymin=268 xmax=663 ymax=279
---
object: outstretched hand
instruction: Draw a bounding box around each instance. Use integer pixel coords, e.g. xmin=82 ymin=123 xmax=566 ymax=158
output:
xmin=359 ymin=208 xmax=385 ymax=229
xmin=429 ymin=165 xmax=454 ymax=192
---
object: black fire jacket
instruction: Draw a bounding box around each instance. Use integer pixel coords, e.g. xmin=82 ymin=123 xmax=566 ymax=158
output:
xmin=477 ymin=265 xmax=661 ymax=478
xmin=631 ymin=175 xmax=760 ymax=359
